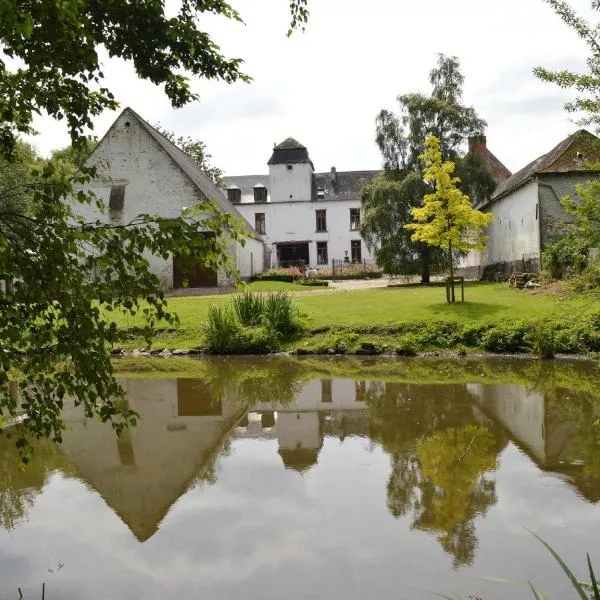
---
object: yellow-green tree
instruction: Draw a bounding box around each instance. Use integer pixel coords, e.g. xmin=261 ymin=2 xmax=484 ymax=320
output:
xmin=405 ymin=136 xmax=493 ymax=302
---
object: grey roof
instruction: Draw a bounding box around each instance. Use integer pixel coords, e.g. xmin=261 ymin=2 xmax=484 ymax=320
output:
xmin=119 ymin=108 xmax=259 ymax=236
xmin=492 ymin=129 xmax=600 ymax=202
xmin=222 ymin=169 xmax=380 ymax=202
xmin=268 ymin=137 xmax=313 ymax=166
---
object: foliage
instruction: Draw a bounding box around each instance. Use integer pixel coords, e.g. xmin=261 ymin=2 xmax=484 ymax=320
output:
xmin=0 ymin=140 xmax=39 ymax=214
xmin=0 ymin=0 xmax=308 ymax=156
xmin=232 ymin=290 xmax=265 ymax=326
xmin=297 ymin=279 xmax=329 ymax=287
xmin=153 ymin=126 xmax=223 ymax=186
xmin=542 ymin=233 xmax=589 ymax=278
xmin=203 ymin=291 xmax=302 ymax=353
xmin=405 ymin=136 xmax=493 ymax=302
xmin=362 ymin=54 xmax=493 ymax=281
xmin=263 ymin=291 xmax=302 ymax=337
xmin=534 ymin=0 xmax=600 ymax=131
xmin=0 ymin=162 xmax=243 ymax=459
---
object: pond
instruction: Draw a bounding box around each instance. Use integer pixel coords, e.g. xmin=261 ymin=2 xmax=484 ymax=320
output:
xmin=2 ymin=356 xmax=600 ymax=599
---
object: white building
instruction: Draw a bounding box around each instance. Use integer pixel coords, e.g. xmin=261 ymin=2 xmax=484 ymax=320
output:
xmin=75 ymin=108 xmax=265 ymax=289
xmin=222 ymin=138 xmax=379 ymax=269
xmin=461 ymin=131 xmax=600 ymax=278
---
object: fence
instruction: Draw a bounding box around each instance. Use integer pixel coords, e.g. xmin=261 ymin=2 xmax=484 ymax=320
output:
xmin=330 ymin=259 xmax=381 ymax=278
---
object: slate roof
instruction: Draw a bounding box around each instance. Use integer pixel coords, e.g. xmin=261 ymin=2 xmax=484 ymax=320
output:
xmin=491 ymin=129 xmax=600 ymax=203
xmin=222 ymin=170 xmax=380 ymax=202
xmin=268 ymin=137 xmax=313 ymax=167
xmin=118 ymin=108 xmax=259 ymax=235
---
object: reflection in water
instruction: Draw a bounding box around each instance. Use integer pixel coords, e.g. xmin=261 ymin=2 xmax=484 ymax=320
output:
xmin=1 ymin=357 xmax=600 ymax=598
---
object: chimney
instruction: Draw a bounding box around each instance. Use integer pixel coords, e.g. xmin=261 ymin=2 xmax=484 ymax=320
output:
xmin=331 ymin=166 xmax=338 ymax=193
xmin=468 ymin=135 xmax=487 ymax=159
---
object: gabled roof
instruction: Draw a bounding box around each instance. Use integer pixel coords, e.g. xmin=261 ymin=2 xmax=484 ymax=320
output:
xmin=492 ymin=129 xmax=600 ymax=202
xmin=268 ymin=137 xmax=313 ymax=167
xmin=107 ymin=108 xmax=260 ymax=236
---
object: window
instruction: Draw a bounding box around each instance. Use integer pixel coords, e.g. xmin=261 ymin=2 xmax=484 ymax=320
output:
xmin=109 ymin=185 xmax=125 ymax=210
xmin=254 ymin=186 xmax=267 ymax=203
xmin=286 ymin=164 xmax=293 ymax=171
xmin=350 ymin=208 xmax=360 ymax=231
xmin=316 ymin=209 xmax=327 ymax=232
xmin=351 ymin=240 xmax=362 ymax=262
xmin=227 ymin=188 xmax=241 ymax=204
xmin=317 ymin=241 xmax=328 ymax=265
xmin=255 ymin=213 xmax=266 ymax=235
xmin=316 ymin=188 xmax=325 ymax=200
xmin=321 ymin=380 xmax=332 ymax=403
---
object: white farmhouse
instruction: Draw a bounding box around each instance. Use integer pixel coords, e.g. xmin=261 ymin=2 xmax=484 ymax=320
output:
xmin=75 ymin=108 xmax=265 ymax=289
xmin=222 ymin=138 xmax=379 ymax=269
xmin=461 ymin=130 xmax=600 ymax=278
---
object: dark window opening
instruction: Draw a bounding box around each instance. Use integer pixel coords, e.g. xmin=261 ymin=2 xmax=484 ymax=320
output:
xmin=254 ymin=187 xmax=268 ymax=203
xmin=351 ymin=240 xmax=362 ymax=262
xmin=316 ymin=209 xmax=327 ymax=232
xmin=317 ymin=241 xmax=328 ymax=265
xmin=287 ymin=164 xmax=293 ymax=171
xmin=350 ymin=208 xmax=360 ymax=231
xmin=109 ymin=185 xmax=126 ymax=210
xmin=321 ymin=380 xmax=332 ymax=403
xmin=227 ymin=188 xmax=241 ymax=204
xmin=255 ymin=212 xmax=266 ymax=235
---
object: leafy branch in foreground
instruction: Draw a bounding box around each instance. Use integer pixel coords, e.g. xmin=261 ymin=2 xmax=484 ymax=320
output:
xmin=0 ymin=162 xmax=244 ymax=461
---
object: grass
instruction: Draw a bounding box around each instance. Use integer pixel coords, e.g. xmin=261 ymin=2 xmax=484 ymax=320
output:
xmin=109 ymin=282 xmax=599 ymax=352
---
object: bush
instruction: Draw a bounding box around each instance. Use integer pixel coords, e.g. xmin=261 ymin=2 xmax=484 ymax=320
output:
xmin=395 ymin=334 xmax=419 ymax=356
xmin=232 ymin=290 xmax=265 ymax=326
xmin=480 ymin=322 xmax=529 ymax=353
xmin=527 ymin=320 xmax=557 ymax=359
xmin=297 ymin=279 xmax=329 ymax=287
xmin=541 ymin=233 xmax=588 ymax=279
xmin=263 ymin=291 xmax=302 ymax=337
xmin=254 ymin=267 xmax=303 ymax=282
xmin=202 ymin=305 xmax=242 ymax=354
xmin=567 ymin=261 xmax=600 ymax=294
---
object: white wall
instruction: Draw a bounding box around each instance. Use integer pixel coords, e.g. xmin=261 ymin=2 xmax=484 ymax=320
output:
xmin=459 ymin=180 xmax=539 ymax=272
xmin=484 ymin=180 xmax=540 ymax=265
xmin=268 ymin=163 xmax=313 ymax=202
xmin=236 ymin=237 xmax=265 ymax=278
xmin=235 ymin=200 xmax=373 ymax=267
xmin=74 ymin=111 xmax=261 ymax=287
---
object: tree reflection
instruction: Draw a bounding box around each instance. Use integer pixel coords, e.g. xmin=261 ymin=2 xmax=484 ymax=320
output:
xmin=368 ymin=383 xmax=504 ymax=568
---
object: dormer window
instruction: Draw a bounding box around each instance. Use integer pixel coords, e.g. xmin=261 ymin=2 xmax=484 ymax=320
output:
xmin=227 ymin=188 xmax=241 ymax=204
xmin=287 ymin=164 xmax=293 ymax=171
xmin=253 ymin=185 xmax=267 ymax=203
xmin=316 ymin=188 xmax=325 ymax=200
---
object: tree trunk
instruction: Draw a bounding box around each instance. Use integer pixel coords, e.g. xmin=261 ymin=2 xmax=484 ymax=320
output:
xmin=448 ymin=240 xmax=455 ymax=303
xmin=420 ymin=245 xmax=430 ymax=284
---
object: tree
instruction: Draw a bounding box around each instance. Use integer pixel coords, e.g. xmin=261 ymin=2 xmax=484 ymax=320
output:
xmin=153 ymin=126 xmax=223 ymax=186
xmin=534 ymin=0 xmax=600 ymax=131
xmin=0 ymin=1 xmax=308 ymax=460
xmin=405 ymin=136 xmax=493 ymax=302
xmin=0 ymin=0 xmax=309 ymax=157
xmin=362 ymin=54 xmax=494 ymax=282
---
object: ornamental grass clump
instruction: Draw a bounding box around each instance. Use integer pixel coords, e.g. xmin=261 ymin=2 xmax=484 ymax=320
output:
xmin=232 ymin=289 xmax=265 ymax=326
xmin=263 ymin=291 xmax=302 ymax=338
xmin=202 ymin=305 xmax=241 ymax=354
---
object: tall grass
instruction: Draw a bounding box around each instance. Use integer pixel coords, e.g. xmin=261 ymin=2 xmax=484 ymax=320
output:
xmin=232 ymin=290 xmax=265 ymax=326
xmin=263 ymin=291 xmax=302 ymax=337
xmin=203 ymin=291 xmax=302 ymax=354
xmin=202 ymin=305 xmax=241 ymax=354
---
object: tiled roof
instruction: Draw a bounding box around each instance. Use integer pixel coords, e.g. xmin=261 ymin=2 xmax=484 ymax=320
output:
xmin=492 ymin=129 xmax=600 ymax=202
xmin=222 ymin=169 xmax=381 ymax=202
xmin=268 ymin=137 xmax=312 ymax=166
xmin=121 ymin=108 xmax=259 ymax=235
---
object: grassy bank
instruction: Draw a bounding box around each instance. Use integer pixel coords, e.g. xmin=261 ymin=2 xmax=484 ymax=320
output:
xmin=111 ymin=282 xmax=600 ymax=356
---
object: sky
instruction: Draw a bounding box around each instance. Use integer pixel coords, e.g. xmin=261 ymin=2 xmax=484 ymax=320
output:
xmin=25 ymin=0 xmax=597 ymax=176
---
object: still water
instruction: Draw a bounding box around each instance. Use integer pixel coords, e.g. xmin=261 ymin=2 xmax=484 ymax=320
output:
xmin=2 ymin=356 xmax=600 ymax=599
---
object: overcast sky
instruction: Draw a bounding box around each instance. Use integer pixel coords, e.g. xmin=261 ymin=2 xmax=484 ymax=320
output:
xmin=27 ymin=0 xmax=596 ymax=176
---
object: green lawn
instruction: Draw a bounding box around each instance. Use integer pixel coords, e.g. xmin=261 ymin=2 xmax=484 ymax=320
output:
xmin=112 ymin=282 xmax=596 ymax=350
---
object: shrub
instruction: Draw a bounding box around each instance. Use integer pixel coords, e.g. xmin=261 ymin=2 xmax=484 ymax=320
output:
xmin=567 ymin=261 xmax=600 ymax=295
xmin=263 ymin=291 xmax=302 ymax=337
xmin=236 ymin=326 xmax=280 ymax=354
xmin=415 ymin=321 xmax=463 ymax=348
xmin=541 ymin=233 xmax=588 ymax=279
xmin=395 ymin=334 xmax=419 ymax=356
xmin=480 ymin=322 xmax=529 ymax=353
xmin=202 ymin=305 xmax=242 ymax=354
xmin=527 ymin=320 xmax=557 ymax=359
xmin=232 ymin=290 xmax=265 ymax=326
xmin=297 ymin=279 xmax=329 ymax=287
